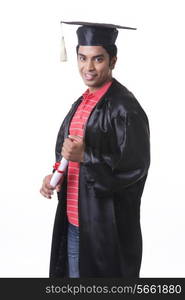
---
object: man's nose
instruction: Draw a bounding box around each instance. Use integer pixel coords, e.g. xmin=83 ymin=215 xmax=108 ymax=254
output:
xmin=86 ymin=59 xmax=95 ymax=71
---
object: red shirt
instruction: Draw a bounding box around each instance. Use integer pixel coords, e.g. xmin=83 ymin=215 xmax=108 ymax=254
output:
xmin=67 ymin=80 xmax=112 ymax=226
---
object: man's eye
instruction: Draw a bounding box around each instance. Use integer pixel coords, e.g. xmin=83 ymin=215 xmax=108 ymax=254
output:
xmin=95 ymin=57 xmax=103 ymax=62
xmin=79 ymin=56 xmax=85 ymax=61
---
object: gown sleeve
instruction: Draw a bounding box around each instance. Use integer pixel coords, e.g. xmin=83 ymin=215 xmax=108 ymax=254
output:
xmin=82 ymin=110 xmax=150 ymax=197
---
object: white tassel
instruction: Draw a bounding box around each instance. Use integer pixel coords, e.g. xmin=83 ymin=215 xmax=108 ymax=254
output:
xmin=60 ymin=23 xmax=67 ymax=62
xmin=60 ymin=36 xmax=67 ymax=62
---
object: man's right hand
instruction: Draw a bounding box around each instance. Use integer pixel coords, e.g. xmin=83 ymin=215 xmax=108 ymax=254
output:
xmin=40 ymin=174 xmax=63 ymax=199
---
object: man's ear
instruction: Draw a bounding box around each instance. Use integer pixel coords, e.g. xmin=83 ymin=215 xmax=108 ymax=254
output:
xmin=110 ymin=56 xmax=117 ymax=69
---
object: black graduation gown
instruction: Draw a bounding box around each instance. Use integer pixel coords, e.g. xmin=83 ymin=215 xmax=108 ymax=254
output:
xmin=49 ymin=78 xmax=150 ymax=277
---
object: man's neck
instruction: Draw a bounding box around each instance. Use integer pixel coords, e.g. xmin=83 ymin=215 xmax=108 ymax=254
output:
xmin=88 ymin=77 xmax=112 ymax=93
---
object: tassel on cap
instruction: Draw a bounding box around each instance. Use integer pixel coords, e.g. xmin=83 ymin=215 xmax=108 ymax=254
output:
xmin=60 ymin=23 xmax=67 ymax=62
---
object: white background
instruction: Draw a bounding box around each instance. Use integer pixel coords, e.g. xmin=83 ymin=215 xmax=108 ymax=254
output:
xmin=0 ymin=0 xmax=184 ymax=277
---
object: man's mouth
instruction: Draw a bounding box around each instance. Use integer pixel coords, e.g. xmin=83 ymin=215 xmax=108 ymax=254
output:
xmin=84 ymin=73 xmax=97 ymax=81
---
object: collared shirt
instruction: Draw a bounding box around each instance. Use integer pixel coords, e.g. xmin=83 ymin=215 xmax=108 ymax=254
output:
xmin=67 ymin=80 xmax=112 ymax=227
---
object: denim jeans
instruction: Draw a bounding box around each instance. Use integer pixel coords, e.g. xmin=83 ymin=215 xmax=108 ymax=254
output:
xmin=67 ymin=222 xmax=80 ymax=278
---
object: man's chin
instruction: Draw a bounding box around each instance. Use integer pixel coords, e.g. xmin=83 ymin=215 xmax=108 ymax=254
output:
xmin=83 ymin=78 xmax=96 ymax=84
xmin=83 ymin=76 xmax=104 ymax=86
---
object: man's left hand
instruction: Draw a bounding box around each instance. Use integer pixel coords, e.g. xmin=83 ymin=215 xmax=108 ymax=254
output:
xmin=61 ymin=135 xmax=85 ymax=162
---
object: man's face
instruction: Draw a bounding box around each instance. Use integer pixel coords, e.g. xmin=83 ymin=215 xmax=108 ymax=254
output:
xmin=77 ymin=46 xmax=116 ymax=92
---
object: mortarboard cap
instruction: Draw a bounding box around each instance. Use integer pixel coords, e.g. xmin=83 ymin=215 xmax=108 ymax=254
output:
xmin=60 ymin=21 xmax=137 ymax=62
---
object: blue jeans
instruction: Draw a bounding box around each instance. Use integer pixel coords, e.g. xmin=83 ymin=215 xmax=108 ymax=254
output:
xmin=67 ymin=222 xmax=80 ymax=278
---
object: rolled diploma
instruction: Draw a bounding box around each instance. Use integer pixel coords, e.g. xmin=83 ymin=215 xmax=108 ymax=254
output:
xmin=50 ymin=158 xmax=68 ymax=188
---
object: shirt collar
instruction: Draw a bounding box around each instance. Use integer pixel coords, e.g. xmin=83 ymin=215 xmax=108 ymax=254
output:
xmin=82 ymin=80 xmax=112 ymax=101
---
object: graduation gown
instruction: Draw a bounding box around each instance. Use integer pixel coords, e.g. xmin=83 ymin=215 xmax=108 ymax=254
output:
xmin=49 ymin=78 xmax=150 ymax=277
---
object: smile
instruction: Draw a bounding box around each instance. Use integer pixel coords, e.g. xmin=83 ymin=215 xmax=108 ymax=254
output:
xmin=84 ymin=73 xmax=97 ymax=81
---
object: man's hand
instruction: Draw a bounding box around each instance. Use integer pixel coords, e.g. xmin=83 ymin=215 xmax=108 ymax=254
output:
xmin=40 ymin=174 xmax=63 ymax=199
xmin=61 ymin=135 xmax=84 ymax=162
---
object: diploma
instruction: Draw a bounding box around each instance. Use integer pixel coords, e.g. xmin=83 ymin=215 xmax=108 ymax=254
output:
xmin=50 ymin=158 xmax=68 ymax=188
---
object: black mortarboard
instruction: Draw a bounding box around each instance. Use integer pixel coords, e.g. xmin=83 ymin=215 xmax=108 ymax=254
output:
xmin=60 ymin=21 xmax=137 ymax=62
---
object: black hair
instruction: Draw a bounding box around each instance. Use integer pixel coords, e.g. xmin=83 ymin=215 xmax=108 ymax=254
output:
xmin=76 ymin=44 xmax=117 ymax=60
xmin=102 ymin=45 xmax=117 ymax=59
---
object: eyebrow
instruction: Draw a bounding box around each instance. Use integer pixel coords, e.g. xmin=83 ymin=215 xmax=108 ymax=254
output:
xmin=78 ymin=53 xmax=105 ymax=59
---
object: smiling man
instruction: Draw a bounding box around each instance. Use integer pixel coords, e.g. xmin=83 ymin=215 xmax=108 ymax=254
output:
xmin=77 ymin=45 xmax=116 ymax=91
xmin=40 ymin=22 xmax=150 ymax=278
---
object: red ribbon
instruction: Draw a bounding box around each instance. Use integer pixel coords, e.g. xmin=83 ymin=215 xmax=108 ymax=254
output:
xmin=53 ymin=162 xmax=65 ymax=174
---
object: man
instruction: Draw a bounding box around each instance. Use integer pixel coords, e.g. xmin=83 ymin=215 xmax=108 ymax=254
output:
xmin=40 ymin=22 xmax=150 ymax=278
